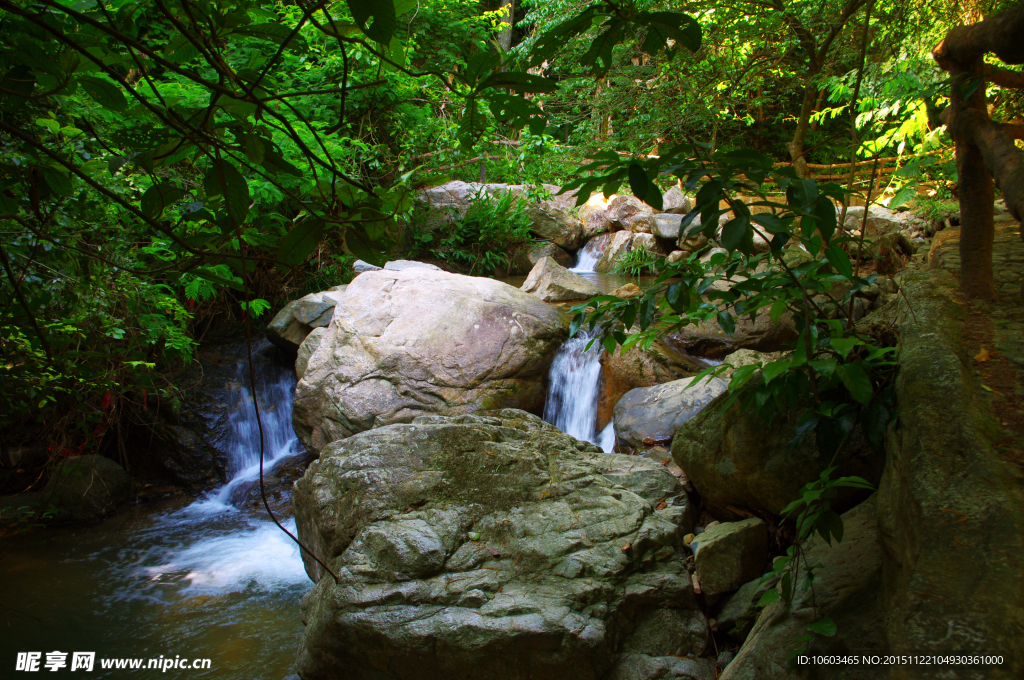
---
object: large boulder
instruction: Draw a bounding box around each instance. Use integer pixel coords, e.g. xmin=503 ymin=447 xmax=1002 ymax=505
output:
xmin=521 ymin=256 xmax=601 ymax=302
xmin=384 ymin=260 xmax=442 ymax=272
xmin=671 ymin=390 xmax=882 ymax=519
xmin=691 ymin=518 xmax=768 ymax=598
xmin=580 ymin=195 xmax=613 ymax=240
xmin=597 ymin=343 xmax=710 ymax=432
xmin=293 ymin=409 xmax=702 ymax=680
xmin=292 ymin=269 xmax=567 ymax=453
xmin=595 ymin=231 xmax=634 ymax=274
xmin=606 ymin=195 xmax=653 ymax=230
xmin=527 ymin=203 xmax=584 ymax=251
xmin=613 ymin=376 xmax=728 ymax=449
xmin=721 ymin=498 xmax=887 ymax=680
xmin=662 ymin=186 xmax=692 ymax=215
xmin=43 ymin=455 xmax=130 ymax=520
xmin=267 ymin=285 xmax=348 ymax=353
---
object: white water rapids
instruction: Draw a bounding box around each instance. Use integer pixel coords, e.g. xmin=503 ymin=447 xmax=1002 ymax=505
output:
xmin=570 ymin=233 xmax=612 ymax=273
xmin=543 ymin=330 xmax=616 ymax=452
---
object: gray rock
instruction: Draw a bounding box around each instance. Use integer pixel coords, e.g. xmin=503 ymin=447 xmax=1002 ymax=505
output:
xmin=293 ymin=409 xmax=698 ymax=680
xmin=607 ymin=654 xmax=716 ymax=680
xmin=692 ymin=518 xmax=768 ymax=597
xmin=508 ymin=242 xmax=575 ymax=275
xmin=42 ymin=455 xmax=130 ymax=520
xmin=521 ymin=256 xmax=601 ymax=302
xmin=295 ymin=327 xmax=327 ymax=379
xmin=267 ymin=288 xmax=347 ymax=352
xmin=721 ymin=498 xmax=887 ymax=680
xmin=713 ymin=575 xmax=778 ymax=642
xmin=580 ymin=196 xmax=613 ymax=239
xmin=671 ymin=389 xmax=882 ymax=519
xmin=621 ymin=212 xmax=657 ymax=234
xmin=353 ymin=260 xmax=381 ymax=273
xmin=383 ymin=259 xmax=442 ymax=272
xmin=654 ymin=213 xmax=685 ymax=240
xmin=293 ymin=269 xmax=567 ymax=452
xmin=665 ymin=250 xmax=688 ymax=265
xmin=631 ymin=232 xmax=664 ymax=255
xmin=662 ymin=186 xmax=692 ymax=215
xmin=527 ymin=202 xmax=583 ymax=251
xmin=613 ymin=376 xmax=728 ymax=449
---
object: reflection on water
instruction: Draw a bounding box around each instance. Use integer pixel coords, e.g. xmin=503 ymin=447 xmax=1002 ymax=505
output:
xmin=1 ymin=346 xmax=310 ymax=679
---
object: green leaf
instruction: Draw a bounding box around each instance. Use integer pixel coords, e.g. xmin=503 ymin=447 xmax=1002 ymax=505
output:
xmin=836 ymin=362 xmax=873 ymax=405
xmin=140 ymin=184 xmax=186 ymax=220
xmin=717 ymin=311 xmax=736 ymax=335
xmin=721 ymin=216 xmax=750 ymax=253
xmin=345 ymin=0 xmax=397 ymax=44
xmin=761 ymin=360 xmax=791 ymax=384
xmin=78 ymin=76 xmax=127 ymax=113
xmin=41 ymin=168 xmax=72 ymax=196
xmin=756 ymin=589 xmax=781 ymax=606
xmin=234 ymin=23 xmax=308 ymax=52
xmin=829 ymin=336 xmax=863 ymax=359
xmin=203 ymin=162 xmax=250 ymax=225
xmin=191 ymin=267 xmax=243 ymax=291
xmin=807 ymin=617 xmax=837 ymax=637
xmin=603 ymin=334 xmax=617 ymax=354
xmin=825 ymin=246 xmax=854 ymax=279
xmin=889 ymin=184 xmax=918 ymax=209
xmin=277 ymin=220 xmax=323 ymax=269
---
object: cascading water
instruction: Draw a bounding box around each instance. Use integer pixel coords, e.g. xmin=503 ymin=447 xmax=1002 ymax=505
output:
xmin=571 ymin=233 xmax=612 ymax=273
xmin=543 ymin=330 xmax=616 ymax=452
xmin=0 ymin=341 xmax=310 ymax=678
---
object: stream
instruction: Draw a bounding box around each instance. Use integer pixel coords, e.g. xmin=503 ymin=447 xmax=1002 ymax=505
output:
xmin=3 ymin=245 xmax=637 ymax=677
xmin=1 ymin=350 xmax=309 ymax=679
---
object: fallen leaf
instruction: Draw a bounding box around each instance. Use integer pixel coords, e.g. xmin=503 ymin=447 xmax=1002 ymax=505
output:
xmin=656 ymin=501 xmax=667 ymax=511
xmin=691 ymin=573 xmax=702 ymax=595
xmin=621 ymin=542 xmax=631 ymax=552
xmin=486 ymin=546 xmax=501 ymax=558
xmin=975 ymin=346 xmax=991 ymax=362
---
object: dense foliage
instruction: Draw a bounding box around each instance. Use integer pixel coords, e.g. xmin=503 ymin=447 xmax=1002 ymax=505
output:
xmin=1 ymin=0 xmax=1017 ymax=475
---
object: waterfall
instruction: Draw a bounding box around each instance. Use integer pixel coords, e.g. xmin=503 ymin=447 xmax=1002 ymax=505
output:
xmin=543 ymin=330 xmax=616 ymax=452
xmin=141 ymin=341 xmax=309 ymax=593
xmin=571 ymin=233 xmax=612 ymax=273
xmin=192 ymin=344 xmax=304 ymax=513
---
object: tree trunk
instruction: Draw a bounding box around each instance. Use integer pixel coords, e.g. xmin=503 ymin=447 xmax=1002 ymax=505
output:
xmin=498 ymin=0 xmax=514 ymax=53
xmin=786 ymin=78 xmax=818 ymax=178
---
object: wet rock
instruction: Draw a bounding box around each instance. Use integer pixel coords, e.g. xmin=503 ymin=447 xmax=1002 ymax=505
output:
xmin=671 ymin=391 xmax=881 ymax=518
xmin=521 ymin=256 xmax=602 ymax=302
xmin=595 ymin=231 xmax=634 ymax=274
xmin=662 ymin=186 xmax=692 ymax=215
xmin=526 ymin=202 xmax=584 ymax=251
xmin=293 ymin=269 xmax=566 ymax=453
xmin=42 ymin=455 xmax=130 ymax=521
xmin=611 ymin=283 xmax=643 ymax=299
xmin=666 ymin=250 xmax=688 ymax=265
xmin=613 ymin=377 xmax=728 ymax=449
xmin=293 ymin=409 xmax=698 ymax=680
xmin=721 ymin=498 xmax=886 ymax=680
xmin=691 ymin=518 xmax=768 ymax=598
xmin=508 ymin=242 xmax=575 ymax=275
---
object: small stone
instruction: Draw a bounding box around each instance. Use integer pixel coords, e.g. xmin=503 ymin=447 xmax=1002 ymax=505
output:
xmin=684 ymin=533 xmax=695 ymax=546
